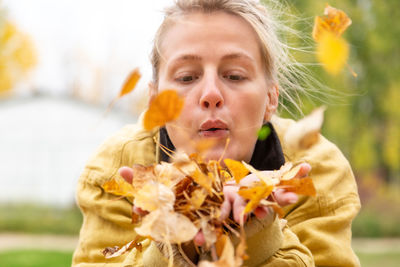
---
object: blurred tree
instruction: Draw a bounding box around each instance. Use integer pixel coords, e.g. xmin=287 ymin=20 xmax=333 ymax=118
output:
xmin=271 ymin=0 xmax=400 ymax=185
xmin=0 ymin=9 xmax=36 ymax=96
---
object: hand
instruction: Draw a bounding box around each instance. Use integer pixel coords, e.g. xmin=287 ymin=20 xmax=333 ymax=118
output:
xmin=219 ymin=162 xmax=311 ymax=223
xmin=119 ymin=166 xmax=148 ymax=216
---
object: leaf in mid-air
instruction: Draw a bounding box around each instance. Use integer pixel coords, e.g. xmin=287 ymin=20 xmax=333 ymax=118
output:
xmin=143 ymin=90 xmax=184 ymax=131
xmin=312 ymin=4 xmax=353 ymax=75
xmin=316 ymin=32 xmax=349 ymax=75
xmin=119 ymin=68 xmax=141 ymax=97
xmin=312 ymin=4 xmax=352 ymax=42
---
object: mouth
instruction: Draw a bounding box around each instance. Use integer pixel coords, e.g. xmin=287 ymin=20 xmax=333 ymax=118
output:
xmin=199 ymin=120 xmax=229 ymax=138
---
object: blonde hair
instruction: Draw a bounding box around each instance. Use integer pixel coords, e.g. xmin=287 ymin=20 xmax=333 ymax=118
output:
xmin=150 ymin=0 xmax=312 ymax=114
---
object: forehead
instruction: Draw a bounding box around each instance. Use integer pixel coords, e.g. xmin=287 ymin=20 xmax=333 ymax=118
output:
xmin=159 ymin=11 xmax=264 ymax=67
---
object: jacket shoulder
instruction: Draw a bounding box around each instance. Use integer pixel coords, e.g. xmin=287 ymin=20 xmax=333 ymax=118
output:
xmin=79 ymin=123 xmax=157 ymax=186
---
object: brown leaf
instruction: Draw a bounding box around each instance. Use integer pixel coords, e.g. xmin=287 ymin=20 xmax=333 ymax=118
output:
xmin=143 ymin=90 xmax=184 ymax=131
xmin=103 ymin=238 xmax=142 ymax=259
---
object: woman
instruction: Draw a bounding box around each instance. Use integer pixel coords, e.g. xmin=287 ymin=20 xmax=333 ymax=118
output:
xmin=72 ymin=1 xmax=361 ymax=266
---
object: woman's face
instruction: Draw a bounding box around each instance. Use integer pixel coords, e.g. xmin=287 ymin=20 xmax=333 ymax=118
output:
xmin=154 ymin=11 xmax=278 ymax=162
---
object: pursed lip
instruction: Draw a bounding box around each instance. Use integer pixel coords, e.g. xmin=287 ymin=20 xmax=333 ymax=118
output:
xmin=199 ymin=120 xmax=229 ymax=138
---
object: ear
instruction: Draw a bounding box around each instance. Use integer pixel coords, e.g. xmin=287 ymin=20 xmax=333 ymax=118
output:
xmin=264 ymin=83 xmax=279 ymax=122
xmin=148 ymin=81 xmax=158 ymax=105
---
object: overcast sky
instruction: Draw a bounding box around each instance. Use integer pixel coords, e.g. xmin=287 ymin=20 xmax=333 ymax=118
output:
xmin=3 ymin=0 xmax=174 ymax=97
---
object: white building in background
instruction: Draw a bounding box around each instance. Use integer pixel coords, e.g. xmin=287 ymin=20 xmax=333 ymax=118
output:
xmin=0 ymin=94 xmax=137 ymax=206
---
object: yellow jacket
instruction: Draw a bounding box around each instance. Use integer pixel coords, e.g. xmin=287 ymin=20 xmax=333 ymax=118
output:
xmin=72 ymin=116 xmax=361 ymax=267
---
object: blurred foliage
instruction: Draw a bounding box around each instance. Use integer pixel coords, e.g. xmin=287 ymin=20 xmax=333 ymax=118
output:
xmin=0 ymin=250 xmax=72 ymax=267
xmin=0 ymin=203 xmax=82 ymax=235
xmin=273 ymin=0 xmax=400 ymax=186
xmin=0 ymin=7 xmax=36 ymax=96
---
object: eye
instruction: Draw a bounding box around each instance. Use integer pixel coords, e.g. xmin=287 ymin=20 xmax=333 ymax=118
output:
xmin=223 ymin=74 xmax=247 ymax=81
xmin=176 ymin=75 xmax=199 ymax=83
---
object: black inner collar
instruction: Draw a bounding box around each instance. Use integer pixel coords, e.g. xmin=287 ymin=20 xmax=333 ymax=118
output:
xmin=159 ymin=122 xmax=285 ymax=171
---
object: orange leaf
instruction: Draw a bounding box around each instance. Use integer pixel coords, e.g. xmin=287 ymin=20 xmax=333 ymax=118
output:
xmin=119 ymin=68 xmax=141 ymax=97
xmin=224 ymin=159 xmax=249 ymax=184
xmin=278 ymin=177 xmax=316 ymax=196
xmin=312 ymin=4 xmax=352 ymax=42
xmin=102 ymin=176 xmax=135 ymax=197
xmin=143 ymin=90 xmax=184 ymax=131
xmin=238 ymin=183 xmax=274 ymax=213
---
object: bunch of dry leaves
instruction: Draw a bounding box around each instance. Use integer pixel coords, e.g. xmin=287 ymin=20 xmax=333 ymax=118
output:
xmin=100 ymin=88 xmax=324 ymax=267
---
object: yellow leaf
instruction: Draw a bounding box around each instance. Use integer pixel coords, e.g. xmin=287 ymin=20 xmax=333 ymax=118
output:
xmin=143 ymin=90 xmax=184 ymax=131
xmin=191 ymin=168 xmax=213 ymax=194
xmin=317 ymin=32 xmax=349 ymax=75
xmin=102 ymin=176 xmax=135 ymax=197
xmin=224 ymin=159 xmax=249 ymax=184
xmin=312 ymin=4 xmax=352 ymax=42
xmin=189 ymin=188 xmax=208 ymax=209
xmin=119 ymin=68 xmax=141 ymax=97
xmin=238 ymin=183 xmax=274 ymax=213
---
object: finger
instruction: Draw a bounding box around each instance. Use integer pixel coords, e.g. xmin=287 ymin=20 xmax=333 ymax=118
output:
xmin=295 ymin=163 xmax=311 ymax=178
xmin=254 ymin=206 xmax=269 ymax=219
xmin=193 ymin=231 xmax=205 ymax=246
xmin=220 ymin=185 xmax=237 ymax=221
xmin=119 ymin=166 xmax=134 ymax=184
xmin=233 ymin=195 xmax=247 ymax=224
xmin=274 ymin=189 xmax=298 ymax=206
xmin=220 ymin=198 xmax=232 ymax=221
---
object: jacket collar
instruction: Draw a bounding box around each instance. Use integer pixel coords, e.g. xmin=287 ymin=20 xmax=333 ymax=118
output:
xmin=159 ymin=122 xmax=285 ymax=171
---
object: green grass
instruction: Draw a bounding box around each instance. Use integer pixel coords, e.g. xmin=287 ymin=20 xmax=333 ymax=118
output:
xmin=356 ymin=252 xmax=400 ymax=267
xmin=0 ymin=203 xmax=82 ymax=235
xmin=0 ymin=250 xmax=73 ymax=267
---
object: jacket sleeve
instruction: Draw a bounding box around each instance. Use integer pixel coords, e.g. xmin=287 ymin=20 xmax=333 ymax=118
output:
xmin=72 ymin=125 xmax=172 ymax=267
xmin=257 ymin=133 xmax=361 ymax=266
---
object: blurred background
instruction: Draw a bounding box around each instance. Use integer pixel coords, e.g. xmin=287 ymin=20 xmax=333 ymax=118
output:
xmin=0 ymin=0 xmax=399 ymax=266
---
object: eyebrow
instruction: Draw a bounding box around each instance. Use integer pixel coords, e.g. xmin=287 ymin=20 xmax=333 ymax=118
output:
xmin=221 ymin=52 xmax=255 ymax=63
xmin=170 ymin=52 xmax=255 ymax=64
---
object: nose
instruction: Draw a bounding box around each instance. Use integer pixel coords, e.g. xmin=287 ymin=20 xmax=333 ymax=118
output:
xmin=199 ymin=76 xmax=224 ymax=109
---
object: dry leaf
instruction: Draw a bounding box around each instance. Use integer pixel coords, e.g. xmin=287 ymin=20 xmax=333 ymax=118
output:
xmin=135 ymin=209 xmax=198 ymax=243
xmin=224 ymin=159 xmax=249 ymax=184
xmin=191 ymin=168 xmax=213 ymax=194
xmin=103 ymin=238 xmax=142 ymax=259
xmin=190 ymin=188 xmax=208 ymax=209
xmin=312 ymin=4 xmax=353 ymax=75
xmin=316 ymin=32 xmax=349 ymax=75
xmin=119 ymin=68 xmax=141 ymax=97
xmin=278 ymin=177 xmax=317 ymax=196
xmin=238 ymin=183 xmax=274 ymax=213
xmin=312 ymin=4 xmax=352 ymax=42
xmin=133 ymin=182 xmax=175 ymax=212
xmin=284 ymin=107 xmax=325 ymax=151
xmin=143 ymin=90 xmax=184 ymax=131
xmin=102 ymin=176 xmax=135 ymax=197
